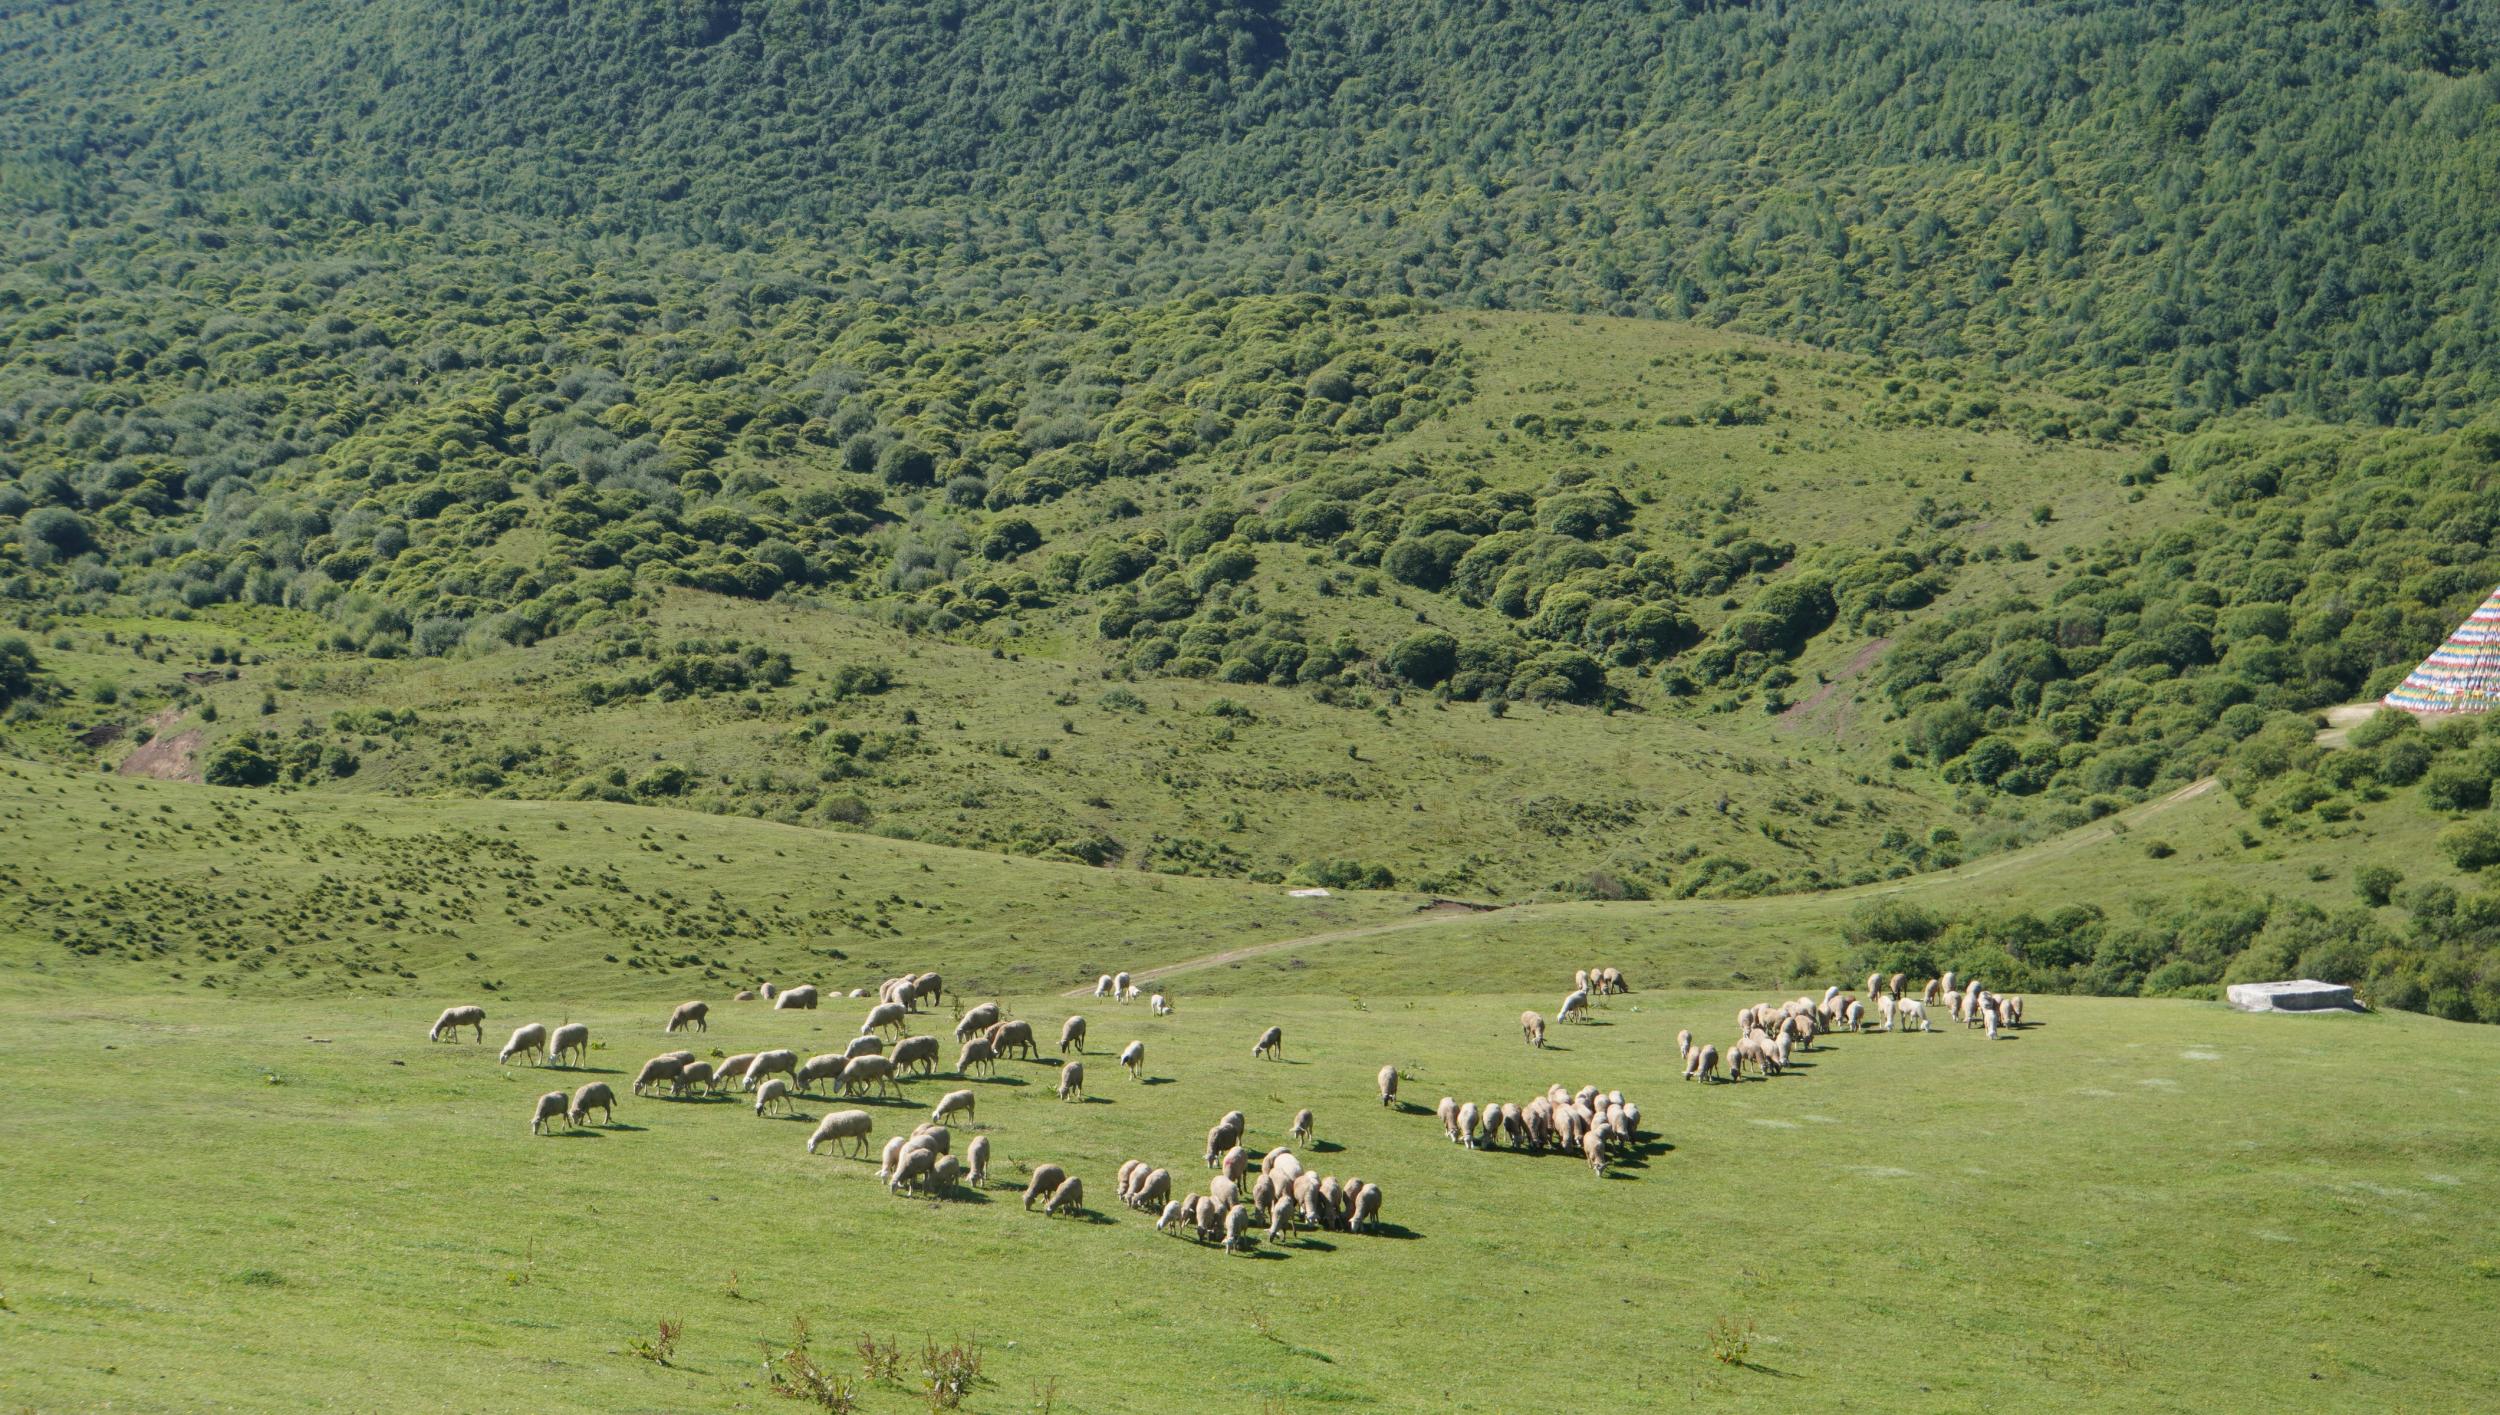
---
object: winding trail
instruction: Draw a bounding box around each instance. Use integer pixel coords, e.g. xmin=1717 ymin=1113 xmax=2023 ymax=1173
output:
xmin=1071 ymin=774 xmax=2227 ymax=994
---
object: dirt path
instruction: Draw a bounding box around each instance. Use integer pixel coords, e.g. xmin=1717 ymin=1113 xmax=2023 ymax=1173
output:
xmin=2315 ymin=702 xmax=2383 ymax=749
xmin=1099 ymin=775 xmax=2228 ymax=990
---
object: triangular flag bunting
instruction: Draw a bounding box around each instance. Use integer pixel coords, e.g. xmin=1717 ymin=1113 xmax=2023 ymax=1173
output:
xmin=2386 ymin=584 xmax=2500 ymax=713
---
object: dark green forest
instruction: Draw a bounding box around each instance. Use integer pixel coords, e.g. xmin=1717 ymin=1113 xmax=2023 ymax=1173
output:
xmin=11 ymin=0 xmax=2500 ymax=1015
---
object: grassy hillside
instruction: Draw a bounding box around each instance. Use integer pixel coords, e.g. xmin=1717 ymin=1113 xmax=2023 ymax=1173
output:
xmin=7 ymin=987 xmax=2490 ymax=1412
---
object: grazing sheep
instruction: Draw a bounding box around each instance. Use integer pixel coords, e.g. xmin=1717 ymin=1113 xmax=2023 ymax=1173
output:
xmin=713 ymin=1053 xmax=757 ymax=1091
xmin=888 ymin=1145 xmax=936 ymax=1196
xmin=530 ymin=1090 xmax=570 ymax=1135
xmin=1378 ymin=1064 xmax=1399 ymax=1107
xmin=988 ymin=1020 xmax=1038 ymax=1060
xmin=431 ymin=1005 xmax=486 ymax=1043
xmin=1094 ymin=975 xmax=1114 ymax=998
xmin=1119 ymin=1040 xmax=1145 ymax=1081
xmin=930 ymin=1155 xmax=965 ymax=1194
xmin=1691 ymin=1043 xmax=1721 ymax=1083
xmin=1576 ymin=968 xmax=1592 ymax=995
xmin=1059 ymin=1015 xmax=1087 ymax=1055
xmin=838 ymin=1054 xmax=899 ymax=1098
xmin=1438 ymin=1095 xmax=1461 ymax=1141
xmin=1866 ymin=971 xmax=1884 ymax=1003
xmin=1290 ymin=1108 xmax=1314 ymax=1146
xmin=1888 ymin=971 xmax=1906 ymax=998
xmin=1157 ymin=1200 xmax=1187 ymax=1233
xmin=1057 ymin=1060 xmax=1084 ymax=1101
xmin=1350 ymin=1181 xmax=1382 ymax=1232
xmin=1557 ymin=988 xmax=1589 ymax=1024
xmin=966 ymin=1134 xmax=990 ymax=1187
xmin=1116 ymin=1159 xmax=1146 ymax=1203
xmin=656 ymin=1049 xmax=695 ymax=1067
xmin=954 ymin=1037 xmax=996 ymax=1077
xmin=1844 ymin=1000 xmax=1864 ymax=1032
xmin=1204 ymin=1124 xmax=1236 ymax=1169
xmin=1521 ymin=1011 xmax=1546 ymax=1048
xmin=498 ymin=1023 xmax=549 ymax=1067
xmin=670 ymin=1061 xmax=715 ymax=1097
xmin=754 ymin=1077 xmax=796 ymax=1116
xmin=807 ymin=1109 xmax=875 ymax=1158
xmin=794 ymin=1053 xmax=847 ymax=1094
xmin=878 ymin=1136 xmax=907 ymax=1183
xmin=1221 ymin=1203 xmax=1257 ymax=1253
xmin=1898 ymin=999 xmax=1930 ymax=1032
xmin=1877 ymin=994 xmax=1898 ymax=1031
xmin=1044 ymin=1175 xmax=1085 ymax=1217
xmin=547 ymin=1023 xmax=591 ymax=1069
xmin=665 ymin=1000 xmax=709 ymax=1034
xmin=734 ymin=989 xmax=756 ymax=1002
xmin=1134 ymin=1167 xmax=1171 ymax=1211
xmin=631 ymin=1055 xmax=686 ymax=1096
xmin=748 ymin=1049 xmax=799 ymax=1088
xmin=1676 ymin=1027 xmax=1694 ymax=1062
xmin=2004 ymin=994 xmax=2025 ymax=1026
xmin=890 ymin=1034 xmax=940 ymax=1078
xmin=775 ymin=985 xmax=820 ymax=1011
xmin=1266 ymin=1151 xmax=1304 ymax=1192
xmin=1151 ymin=993 xmax=1171 ymax=1016
xmin=913 ymin=973 xmax=944 ymax=1010
xmin=1252 ymin=1025 xmax=1284 ymax=1060
xmin=1113 ymin=971 xmax=1132 ymax=1001
xmin=932 ymin=1089 xmax=977 ymax=1125
xmin=568 ymin=1082 xmax=616 ymax=1126
xmin=761 ymin=983 xmax=778 ymax=1003
xmin=954 ymin=1003 xmax=1001 ymax=1043
xmin=1583 ymin=1125 xmax=1608 ymax=1178
xmin=861 ymin=1001 xmax=908 ymax=1038
xmin=1220 ymin=1146 xmax=1249 ymax=1186
xmin=1982 ymin=999 xmax=2002 ymax=1040
xmin=1456 ymin=1102 xmax=1480 ymax=1150
xmin=907 ymin=1124 xmax=952 ymax=1156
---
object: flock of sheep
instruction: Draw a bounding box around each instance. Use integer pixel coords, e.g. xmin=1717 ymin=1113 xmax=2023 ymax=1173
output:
xmin=427 ymin=970 xmax=1385 ymax=1258
xmin=430 ymin=955 xmax=2028 ymax=1259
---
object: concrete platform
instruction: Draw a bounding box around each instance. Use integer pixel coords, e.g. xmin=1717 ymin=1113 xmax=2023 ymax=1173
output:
xmin=2226 ymin=979 xmax=2360 ymax=1013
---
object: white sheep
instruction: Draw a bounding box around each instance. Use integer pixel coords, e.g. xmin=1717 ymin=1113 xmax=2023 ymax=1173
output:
xmin=567 ymin=1082 xmax=615 ymax=1126
xmin=1112 ymin=971 xmax=1132 ymax=1001
xmin=774 ymin=984 xmax=820 ymax=1011
xmin=670 ymin=1061 xmax=715 ymax=1097
xmin=1057 ymin=1060 xmax=1084 ymax=1102
xmin=1521 ymin=1011 xmax=1546 ymax=1048
xmin=807 ymin=1109 xmax=875 ymax=1158
xmin=1378 ymin=1064 xmax=1399 ymax=1107
xmin=632 ymin=1055 xmax=686 ymax=1096
xmin=954 ymin=1003 xmax=1001 ymax=1043
xmin=955 ymin=1037 xmax=996 ymax=1077
xmin=497 ymin=1023 xmax=548 ymax=1066
xmin=1437 ymin=1095 xmax=1460 ymax=1141
xmin=1094 ymin=975 xmax=1114 ymax=998
xmin=747 ymin=1048 xmax=799 ymax=1088
xmin=1150 ymin=993 xmax=1171 ymax=1016
xmin=878 ymin=1135 xmax=907 ymax=1184
xmin=889 ymin=1145 xmax=936 ymax=1196
xmin=933 ymin=1089 xmax=976 ymax=1125
xmin=890 ymin=1034 xmax=939 ymax=1077
xmin=1022 ymin=1164 xmax=1067 ymax=1210
xmin=431 ymin=1005 xmax=486 ymax=1043
xmin=1289 ymin=1107 xmax=1313 ymax=1146
xmin=1557 ymin=988 xmax=1589 ymax=1024
xmin=843 ymin=1035 xmax=884 ymax=1061
xmin=1118 ymin=1040 xmax=1145 ymax=1081
xmin=665 ymin=1000 xmax=709 ymax=1034
xmin=861 ymin=1001 xmax=908 ymax=1038
xmin=1456 ymin=1101 xmax=1479 ymax=1149
xmin=713 ymin=1053 xmax=757 ymax=1091
xmin=966 ymin=1134 xmax=990 ymax=1187
xmin=1898 ymin=999 xmax=1931 ymax=1032
xmin=987 ymin=1019 xmax=1038 ymax=1060
xmin=794 ymin=1053 xmax=847 ymax=1094
xmin=1043 ymin=1175 xmax=1084 ymax=1217
xmin=1059 ymin=1015 xmax=1087 ymax=1055
xmin=1156 ymin=1200 xmax=1186 ymax=1233
xmin=1252 ymin=1025 xmax=1283 ymax=1060
xmin=529 ymin=1090 xmax=569 ymax=1135
xmin=838 ymin=1054 xmax=898 ymax=1098
xmin=754 ymin=1077 xmax=796 ymax=1116
xmin=547 ymin=1023 xmax=590 ymax=1068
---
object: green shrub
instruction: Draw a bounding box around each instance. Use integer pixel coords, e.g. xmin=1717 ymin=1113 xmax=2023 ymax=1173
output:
xmin=2440 ymin=818 xmax=2500 ymax=872
xmin=2422 ymin=765 xmax=2491 ymax=812
xmin=2353 ymin=863 xmax=2403 ymax=907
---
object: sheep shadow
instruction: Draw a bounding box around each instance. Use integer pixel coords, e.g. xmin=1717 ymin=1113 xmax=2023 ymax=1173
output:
xmin=1048 ymin=1210 xmax=1120 ymax=1227
xmin=965 ymin=1074 xmax=1026 ymax=1086
xmin=594 ymin=1122 xmax=649 ymax=1132
xmin=668 ymin=1093 xmax=738 ymax=1106
xmin=1139 ymin=1076 xmax=1177 ymax=1086
xmin=544 ymin=1128 xmax=603 ymax=1140
xmin=1361 ymin=1222 xmax=1422 ymax=1241
xmin=546 ymin=1066 xmax=625 ymax=1075
xmin=1307 ymin=1139 xmax=1345 ymax=1154
xmin=1281 ymin=1237 xmax=1337 ymax=1253
xmin=935 ymin=1189 xmax=993 ymax=1205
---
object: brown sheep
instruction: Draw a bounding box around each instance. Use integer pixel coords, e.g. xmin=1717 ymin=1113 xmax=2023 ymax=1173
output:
xmin=987 ymin=1019 xmax=1038 ymax=1061
xmin=665 ymin=1000 xmax=709 ymax=1034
